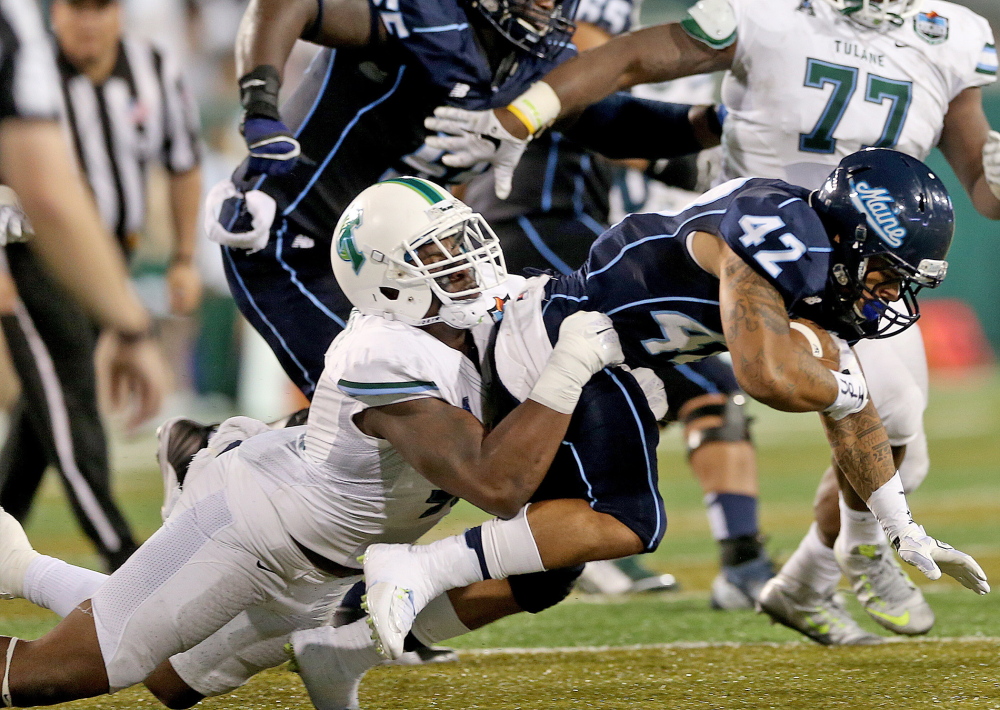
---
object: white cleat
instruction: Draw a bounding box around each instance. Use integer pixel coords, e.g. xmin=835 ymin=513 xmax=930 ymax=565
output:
xmin=361 ymin=544 xmax=429 ymax=661
xmin=575 ymin=560 xmax=634 ymax=595
xmin=0 ymin=507 xmax=40 ymax=599
xmin=835 ymin=540 xmax=934 ymax=636
xmin=288 ymin=626 xmax=366 ymax=710
xmin=757 ymin=575 xmax=882 ymax=646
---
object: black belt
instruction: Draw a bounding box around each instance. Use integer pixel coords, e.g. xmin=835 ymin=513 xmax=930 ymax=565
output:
xmin=293 ymin=539 xmax=361 ymax=577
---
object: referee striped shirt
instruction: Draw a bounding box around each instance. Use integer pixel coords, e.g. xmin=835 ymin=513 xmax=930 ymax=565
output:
xmin=0 ymin=0 xmax=63 ymax=123
xmin=57 ymin=38 xmax=200 ymax=252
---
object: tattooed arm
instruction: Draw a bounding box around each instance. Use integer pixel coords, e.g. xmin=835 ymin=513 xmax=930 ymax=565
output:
xmin=822 ymin=401 xmax=896 ymax=500
xmin=717 ymin=243 xmax=840 ymax=411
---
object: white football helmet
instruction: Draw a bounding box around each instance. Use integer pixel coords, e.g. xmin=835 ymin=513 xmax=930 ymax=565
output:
xmin=331 ymin=177 xmax=508 ymax=328
xmin=818 ymin=0 xmax=924 ymax=27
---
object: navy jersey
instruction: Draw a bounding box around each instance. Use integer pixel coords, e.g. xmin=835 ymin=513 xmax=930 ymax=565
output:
xmin=466 ymin=0 xmax=637 ymax=225
xmin=542 ymin=178 xmax=844 ymax=369
xmin=234 ymin=0 xmax=575 ymax=241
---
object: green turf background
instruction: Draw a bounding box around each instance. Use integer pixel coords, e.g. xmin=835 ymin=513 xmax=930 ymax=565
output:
xmin=2 ymin=372 xmax=998 ymax=708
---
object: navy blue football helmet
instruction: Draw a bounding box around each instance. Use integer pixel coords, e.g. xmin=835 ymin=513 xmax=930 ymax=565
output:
xmin=811 ymin=148 xmax=954 ymax=338
xmin=465 ymin=0 xmax=578 ymax=60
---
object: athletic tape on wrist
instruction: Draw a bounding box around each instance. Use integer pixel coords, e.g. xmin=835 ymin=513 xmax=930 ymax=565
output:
xmin=823 ymin=370 xmax=868 ymax=420
xmin=506 ymin=81 xmax=561 ymax=135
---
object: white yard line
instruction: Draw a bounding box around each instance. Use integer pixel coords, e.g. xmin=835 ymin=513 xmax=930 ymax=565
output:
xmin=458 ymin=636 xmax=1000 ymax=656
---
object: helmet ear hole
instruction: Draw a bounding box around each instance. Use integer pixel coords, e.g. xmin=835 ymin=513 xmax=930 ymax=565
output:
xmin=379 ymin=287 xmax=400 ymax=301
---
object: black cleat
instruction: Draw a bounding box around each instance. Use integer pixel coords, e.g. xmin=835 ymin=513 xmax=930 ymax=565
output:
xmin=157 ymin=417 xmax=213 ymax=519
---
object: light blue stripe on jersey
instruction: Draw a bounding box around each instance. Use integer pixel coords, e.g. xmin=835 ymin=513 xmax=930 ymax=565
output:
xmin=412 ymin=23 xmax=469 ymax=33
xmin=607 ymin=368 xmax=663 ymax=550
xmin=674 ymin=364 xmax=720 ymax=394
xmin=542 ymin=133 xmax=560 ymax=213
xmin=605 ymin=296 xmax=720 ymax=316
xmin=586 ymin=209 xmax=728 ymax=278
xmin=517 ymin=216 xmax=573 ymax=275
xmin=563 ymin=441 xmax=596 ymax=505
xmin=542 ymin=292 xmax=589 ymax=317
xmin=977 ymin=43 xmax=997 ymax=75
xmin=224 ymin=246 xmax=317 ymax=394
xmin=283 ymin=66 xmax=407 ymax=216
xmin=274 ymin=223 xmax=346 ymax=328
xmin=338 ymin=380 xmax=439 ymax=396
xmin=778 ymin=197 xmax=802 ymax=208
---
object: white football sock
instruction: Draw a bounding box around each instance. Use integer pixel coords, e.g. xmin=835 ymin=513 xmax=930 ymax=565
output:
xmin=291 ymin=619 xmax=380 ymax=710
xmin=411 ymin=593 xmax=472 ymax=646
xmin=406 ymin=506 xmax=546 ymax=607
xmin=778 ymin=523 xmax=841 ymax=596
xmin=22 ymin=555 xmax=106 ymax=618
xmin=838 ymin=494 xmax=885 ymax=549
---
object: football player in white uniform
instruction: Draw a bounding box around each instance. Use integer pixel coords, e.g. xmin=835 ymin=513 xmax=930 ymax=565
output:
xmin=0 ymin=178 xmax=627 ymax=707
xmin=421 ymin=0 xmax=1000 ymax=644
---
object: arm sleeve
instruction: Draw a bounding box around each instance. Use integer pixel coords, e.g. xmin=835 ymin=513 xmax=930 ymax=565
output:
xmin=154 ymin=45 xmax=201 ymax=173
xmin=563 ymin=92 xmax=704 ymax=160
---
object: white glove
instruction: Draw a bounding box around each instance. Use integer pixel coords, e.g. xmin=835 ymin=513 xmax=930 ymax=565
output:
xmin=529 ymin=311 xmax=624 ymax=414
xmin=982 ymin=129 xmax=1000 ymax=201
xmin=626 ymin=366 xmax=669 ymax=421
xmin=204 ymin=179 xmax=276 ymax=253
xmin=424 ymin=107 xmax=529 ymax=200
xmin=894 ymin=522 xmax=990 ymax=595
xmin=0 ymin=186 xmax=31 ymax=245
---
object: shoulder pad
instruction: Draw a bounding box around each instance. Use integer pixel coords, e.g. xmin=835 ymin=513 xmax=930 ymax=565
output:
xmin=718 ymin=184 xmax=831 ymax=308
xmin=681 ymin=0 xmax=737 ymax=49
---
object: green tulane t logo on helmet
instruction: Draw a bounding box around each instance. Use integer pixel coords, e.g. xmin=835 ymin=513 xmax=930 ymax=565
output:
xmin=337 ymin=207 xmax=366 ymax=275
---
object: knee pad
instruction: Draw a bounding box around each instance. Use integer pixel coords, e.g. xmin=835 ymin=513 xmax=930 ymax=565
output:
xmin=509 ymin=565 xmax=585 ymax=614
xmin=683 ymin=394 xmax=752 ymax=457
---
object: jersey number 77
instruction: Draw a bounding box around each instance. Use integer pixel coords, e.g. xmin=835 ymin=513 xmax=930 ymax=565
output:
xmin=800 ymin=58 xmax=913 ymax=154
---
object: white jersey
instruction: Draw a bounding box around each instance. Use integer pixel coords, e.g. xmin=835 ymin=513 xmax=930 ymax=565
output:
xmin=720 ymin=0 xmax=997 ymax=189
xmin=236 ymin=312 xmax=484 ymax=567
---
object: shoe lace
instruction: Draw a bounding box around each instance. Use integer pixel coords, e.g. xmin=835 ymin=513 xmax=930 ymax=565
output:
xmin=859 ymin=549 xmax=916 ymax=605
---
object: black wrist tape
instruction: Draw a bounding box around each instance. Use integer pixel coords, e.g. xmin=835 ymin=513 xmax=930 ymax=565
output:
xmin=239 ymin=65 xmax=282 ymax=121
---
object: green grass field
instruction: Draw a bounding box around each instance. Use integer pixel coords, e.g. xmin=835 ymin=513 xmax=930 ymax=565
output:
xmin=3 ymin=371 xmax=999 ymax=709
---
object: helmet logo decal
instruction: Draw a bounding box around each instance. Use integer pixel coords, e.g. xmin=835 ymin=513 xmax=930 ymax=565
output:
xmin=850 ymin=180 xmax=907 ymax=248
xmin=336 ymin=207 xmax=366 ymax=275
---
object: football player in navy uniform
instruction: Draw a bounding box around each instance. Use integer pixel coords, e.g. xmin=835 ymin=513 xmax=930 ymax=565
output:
xmin=463 ymin=0 xmax=688 ymax=597
xmin=205 ymin=0 xmax=579 ymax=399
xmin=420 ymin=0 xmax=1000 ymax=640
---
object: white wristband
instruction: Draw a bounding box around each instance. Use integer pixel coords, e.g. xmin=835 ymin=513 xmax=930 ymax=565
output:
xmin=506 ymin=81 xmax=561 ymax=135
xmin=865 ymin=472 xmax=914 ymax=544
xmin=528 ymin=349 xmax=590 ymax=414
xmin=823 ymin=370 xmax=868 ymax=420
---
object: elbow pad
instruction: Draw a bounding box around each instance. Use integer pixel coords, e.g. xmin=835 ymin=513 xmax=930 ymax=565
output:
xmin=681 ymin=0 xmax=737 ymax=49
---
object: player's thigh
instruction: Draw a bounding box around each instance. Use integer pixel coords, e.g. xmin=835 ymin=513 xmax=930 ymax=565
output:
xmin=170 ymin=574 xmax=357 ymax=697
xmin=532 ymin=367 xmax=665 ymax=551
xmin=93 ymin=455 xmax=307 ymax=691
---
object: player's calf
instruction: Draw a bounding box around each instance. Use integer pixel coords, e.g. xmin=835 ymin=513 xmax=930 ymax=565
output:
xmin=0 ymin=605 xmax=110 ymax=706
